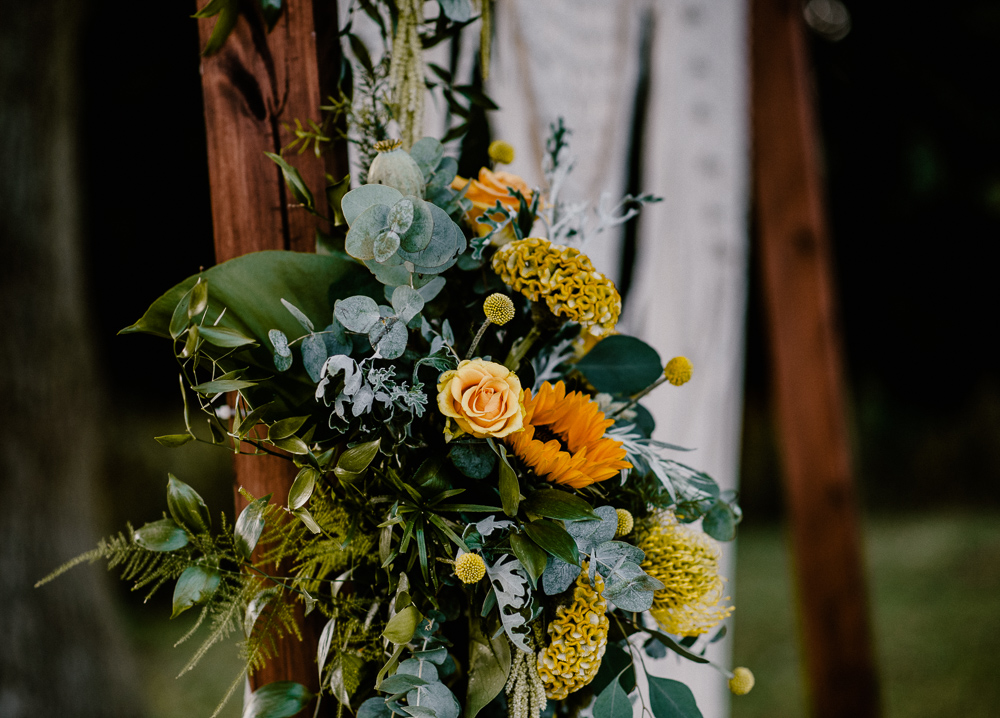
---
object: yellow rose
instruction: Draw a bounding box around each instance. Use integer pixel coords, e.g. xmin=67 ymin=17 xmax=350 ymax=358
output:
xmin=437 ymin=359 xmax=525 ymax=438
xmin=451 ymin=168 xmax=533 ymax=242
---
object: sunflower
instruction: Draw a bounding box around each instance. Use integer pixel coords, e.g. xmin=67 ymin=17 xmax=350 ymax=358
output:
xmin=504 ymin=381 xmax=632 ymax=488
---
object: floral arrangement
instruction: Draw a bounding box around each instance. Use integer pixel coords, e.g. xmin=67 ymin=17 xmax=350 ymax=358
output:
xmin=39 ymin=4 xmax=752 ymax=718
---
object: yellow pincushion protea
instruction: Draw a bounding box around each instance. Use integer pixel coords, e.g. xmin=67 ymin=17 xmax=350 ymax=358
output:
xmin=492 ymin=237 xmax=621 ymax=336
xmin=536 ymin=568 xmax=609 ymax=700
xmin=504 ymin=381 xmax=632 ymax=489
xmin=638 ymin=514 xmax=733 ymax=636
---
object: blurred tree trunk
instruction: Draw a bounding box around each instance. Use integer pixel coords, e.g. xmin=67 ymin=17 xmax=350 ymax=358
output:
xmin=0 ymin=2 xmax=143 ymax=716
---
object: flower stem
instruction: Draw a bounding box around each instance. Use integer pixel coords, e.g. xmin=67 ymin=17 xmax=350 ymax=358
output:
xmin=466 ymin=319 xmax=492 ymax=359
xmin=504 ymin=325 xmax=542 ymax=372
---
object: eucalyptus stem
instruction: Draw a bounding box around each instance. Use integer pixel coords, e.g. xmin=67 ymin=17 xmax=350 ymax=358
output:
xmin=608 ymin=376 xmax=669 ymax=420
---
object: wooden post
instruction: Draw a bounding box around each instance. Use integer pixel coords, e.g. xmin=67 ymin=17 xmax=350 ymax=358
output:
xmin=750 ymin=1 xmax=881 ymax=716
xmin=195 ymin=0 xmax=341 ymax=706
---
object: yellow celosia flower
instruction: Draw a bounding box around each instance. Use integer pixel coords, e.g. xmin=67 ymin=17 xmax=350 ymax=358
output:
xmin=483 ymin=293 xmax=515 ymax=325
xmin=728 ymin=667 xmax=755 ymax=696
xmin=536 ymin=567 xmax=609 ymax=700
xmin=492 ymin=237 xmax=621 ymax=336
xmin=638 ymin=514 xmax=733 ymax=636
xmin=615 ymin=508 xmax=634 ymax=537
xmin=504 ymin=381 xmax=632 ymax=489
xmin=454 ymin=552 xmax=486 ymax=584
xmin=664 ymin=356 xmax=693 ymax=386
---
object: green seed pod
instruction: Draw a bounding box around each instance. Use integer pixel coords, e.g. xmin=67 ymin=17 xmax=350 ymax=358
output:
xmin=367 ymin=139 xmax=425 ymax=198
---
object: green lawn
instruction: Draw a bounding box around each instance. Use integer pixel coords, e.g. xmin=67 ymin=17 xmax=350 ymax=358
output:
xmin=731 ymin=512 xmax=1000 ymax=718
xmin=127 ymin=513 xmax=1000 ymax=718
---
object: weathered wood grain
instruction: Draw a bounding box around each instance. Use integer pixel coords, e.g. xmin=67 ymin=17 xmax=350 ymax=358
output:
xmin=751 ymin=1 xmax=881 ymax=715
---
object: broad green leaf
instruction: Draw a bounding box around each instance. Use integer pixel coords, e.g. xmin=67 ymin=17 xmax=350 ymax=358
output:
xmin=523 ymin=490 xmax=596 ymax=521
xmin=465 ymin=616 xmax=511 ymax=718
xmin=646 ymin=675 xmax=704 ymax=718
xmin=265 ymin=153 xmax=315 ymax=210
xmin=510 ymin=533 xmax=547 ymax=586
xmin=191 ymin=379 xmax=257 ymax=394
xmin=575 ymin=335 xmax=663 ymax=395
xmin=268 ymin=415 xmax=309 ymax=440
xmin=593 ymin=679 xmax=632 ymax=718
xmin=172 ymin=565 xmax=221 ymax=618
xmin=242 ymin=681 xmax=314 ymax=718
xmin=133 ymin=518 xmax=188 ymax=552
xmin=288 ymin=467 xmax=318 ymax=510
xmin=522 ymin=520 xmax=579 ymax=566
xmin=590 ymin=642 xmax=637 ymax=695
xmin=235 ymin=495 xmax=271 ymax=559
xmin=166 ymin=474 xmax=212 ymax=534
xmin=122 ymin=250 xmax=378 ymax=418
xmin=155 ymin=433 xmax=194 ymax=448
xmin=181 ymin=324 xmax=200 ymax=358
xmin=198 ymin=325 xmax=256 ymax=348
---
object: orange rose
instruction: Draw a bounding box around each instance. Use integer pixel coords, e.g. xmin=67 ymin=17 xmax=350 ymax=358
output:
xmin=437 ymin=359 xmax=525 ymax=438
xmin=451 ymin=168 xmax=533 ymax=241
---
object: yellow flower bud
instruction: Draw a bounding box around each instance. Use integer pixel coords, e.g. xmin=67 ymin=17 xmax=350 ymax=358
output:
xmin=615 ymin=508 xmax=634 ymax=537
xmin=488 ymin=140 xmax=515 ymax=165
xmin=454 ymin=552 xmax=487 ymax=584
xmin=483 ymin=293 xmax=515 ymax=325
xmin=664 ymin=356 xmax=693 ymax=386
xmin=728 ymin=667 xmax=755 ymax=696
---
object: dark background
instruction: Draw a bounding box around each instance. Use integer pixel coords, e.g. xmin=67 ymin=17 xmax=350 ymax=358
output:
xmin=79 ymin=1 xmax=1000 ymax=525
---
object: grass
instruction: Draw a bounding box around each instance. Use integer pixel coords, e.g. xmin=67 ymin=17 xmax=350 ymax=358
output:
xmin=731 ymin=512 xmax=1000 ymax=718
xmin=124 ymin=512 xmax=1000 ymax=717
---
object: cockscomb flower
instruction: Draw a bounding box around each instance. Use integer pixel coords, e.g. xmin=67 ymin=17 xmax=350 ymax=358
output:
xmin=536 ymin=567 xmax=609 ymax=700
xmin=504 ymin=381 xmax=631 ymax=489
xmin=492 ymin=237 xmax=621 ymax=335
xmin=637 ymin=513 xmax=733 ymax=636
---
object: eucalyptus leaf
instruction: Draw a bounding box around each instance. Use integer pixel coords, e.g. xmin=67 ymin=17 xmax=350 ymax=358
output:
xmin=409 ymin=138 xmax=444 ymax=182
xmin=417 ymin=276 xmax=446 ymax=302
xmin=391 ymin=285 xmax=425 ymax=324
xmin=701 ymin=500 xmax=738 ymax=541
xmin=335 ymin=295 xmax=381 ymax=333
xmin=280 ymin=298 xmax=315 ymax=332
xmin=575 ymin=335 xmax=663 ymax=395
xmin=599 ymin=560 xmax=661 ymax=613
xmin=346 ymin=204 xmax=392 ymax=261
xmin=133 ymin=518 xmax=188 ymax=552
xmin=541 ymin=556 xmax=581 ymax=595
xmin=166 ymin=474 xmax=211 ymax=534
xmin=359 ymin=698 xmax=393 ymax=718
xmin=369 ymin=318 xmax=408 ymax=359
xmin=342 ymin=184 xmax=403 ymax=226
xmin=398 ymin=196 xmax=434 ymax=252
xmin=387 ymin=198 xmax=415 ymax=234
xmin=646 ymin=675 xmax=703 ymax=718
xmin=379 ymin=673 xmax=428 ymax=694
xmin=235 ymin=494 xmax=271 ymax=559
xmin=302 ymin=333 xmax=330 ymax=382
xmin=365 ymin=258 xmax=414 ymax=287
xmin=592 ymin=679 xmax=632 ymax=718
xmin=242 ymin=681 xmax=314 ymax=718
xmin=406 ymin=682 xmax=460 ymax=718
xmin=565 ymin=505 xmax=618 ymax=554
xmin=448 ymin=443 xmax=495 ymax=479
xmin=375 ymin=229 xmax=402 ymax=263
xmin=171 ymin=565 xmax=221 ymax=618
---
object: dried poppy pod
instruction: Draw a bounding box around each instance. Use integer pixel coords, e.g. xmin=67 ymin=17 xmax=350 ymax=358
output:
xmin=367 ymin=139 xmax=425 ymax=198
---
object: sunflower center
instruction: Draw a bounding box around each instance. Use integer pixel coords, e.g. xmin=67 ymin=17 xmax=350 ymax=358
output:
xmin=531 ymin=423 xmax=564 ymax=448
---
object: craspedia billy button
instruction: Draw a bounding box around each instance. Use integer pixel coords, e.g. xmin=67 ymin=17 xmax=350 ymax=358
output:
xmin=483 ymin=293 xmax=515 ymax=325
xmin=728 ymin=667 xmax=755 ymax=696
xmin=488 ymin=140 xmax=516 ymax=165
xmin=615 ymin=508 xmax=634 ymax=537
xmin=454 ymin=552 xmax=487 ymax=584
xmin=664 ymin=356 xmax=693 ymax=386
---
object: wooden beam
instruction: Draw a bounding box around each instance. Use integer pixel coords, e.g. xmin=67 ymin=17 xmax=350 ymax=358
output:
xmin=195 ymin=0 xmax=338 ymax=707
xmin=750 ymin=1 xmax=881 ymax=716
